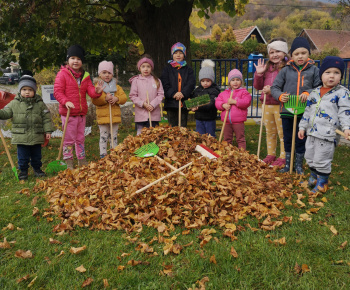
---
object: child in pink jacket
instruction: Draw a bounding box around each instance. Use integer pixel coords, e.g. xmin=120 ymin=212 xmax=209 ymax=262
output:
xmin=215 ymin=69 xmax=252 ymax=149
xmin=129 ymin=55 xmax=164 ymax=135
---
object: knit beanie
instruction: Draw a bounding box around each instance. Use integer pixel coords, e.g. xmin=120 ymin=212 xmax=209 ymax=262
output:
xmin=18 ymin=75 xmax=37 ymax=92
xmin=66 ymin=45 xmax=85 ymax=62
xmin=171 ymin=42 xmax=186 ymax=57
xmin=228 ymin=69 xmax=243 ymax=83
xmin=198 ymin=59 xmax=215 ymax=82
xmin=137 ymin=57 xmax=154 ymax=70
xmin=98 ymin=61 xmax=114 ymax=75
xmin=319 ymin=56 xmax=345 ymax=80
xmin=290 ymin=37 xmax=310 ymax=55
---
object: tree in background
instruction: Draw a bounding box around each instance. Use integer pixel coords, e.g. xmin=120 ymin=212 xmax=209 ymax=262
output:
xmin=0 ymin=0 xmax=248 ymax=75
xmin=221 ymin=25 xmax=236 ymax=42
xmin=211 ymin=24 xmax=223 ymax=41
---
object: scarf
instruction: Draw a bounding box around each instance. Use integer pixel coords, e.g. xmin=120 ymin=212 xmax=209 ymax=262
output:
xmin=168 ymin=60 xmax=187 ymax=68
xmin=66 ymin=65 xmax=83 ymax=84
xmin=102 ymin=78 xmax=117 ymax=95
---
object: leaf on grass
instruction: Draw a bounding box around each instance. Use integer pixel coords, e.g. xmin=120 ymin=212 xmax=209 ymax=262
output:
xmin=117 ymin=265 xmax=125 ymax=271
xmin=44 ymin=257 xmax=51 ymax=265
xmin=296 ymin=199 xmax=306 ymax=208
xmin=272 ymin=237 xmax=286 ymax=245
xmin=81 ymin=277 xmax=93 ymax=288
xmin=182 ymin=230 xmax=190 ymax=235
xmin=329 ymin=225 xmax=338 ymax=235
xmin=17 ymin=188 xmax=30 ymax=196
xmin=338 ymin=241 xmax=348 ymax=250
xmin=76 ymin=265 xmax=87 ymax=273
xmin=160 ymin=264 xmax=174 ymax=276
xmin=200 ymin=228 xmax=216 ymax=235
xmin=70 ymin=245 xmax=86 ymax=254
xmin=16 ymin=274 xmax=30 ymax=284
xmin=27 ymin=276 xmax=37 ymax=288
xmin=15 ymin=250 xmax=33 ymax=259
xmin=0 ymin=237 xmax=12 ymax=249
xmin=343 ymin=186 xmax=348 ymax=191
xmin=57 ymin=250 xmax=65 ymax=257
xmin=200 ymin=235 xmax=212 ymax=248
xmin=2 ymin=223 xmax=15 ymax=231
xmin=103 ymin=279 xmax=109 ymax=288
xmin=294 ymin=263 xmax=301 ymax=274
xmin=198 ymin=276 xmax=209 ymax=289
xmin=209 ymin=254 xmax=217 ymax=264
xmin=127 ymin=259 xmax=142 ymax=266
xmin=49 ymin=238 xmax=62 ymax=245
xmin=183 ymin=241 xmax=193 ymax=247
xmin=230 ymin=246 xmax=238 ymax=258
xmin=299 ymin=213 xmax=311 ymax=221
xmin=32 ymin=207 xmax=40 ymax=216
xmin=301 ymin=264 xmax=311 ymax=273
xmin=321 ymin=197 xmax=328 ymax=203
xmin=121 ymin=252 xmax=130 ymax=257
xmin=31 ymin=196 xmax=39 ymax=206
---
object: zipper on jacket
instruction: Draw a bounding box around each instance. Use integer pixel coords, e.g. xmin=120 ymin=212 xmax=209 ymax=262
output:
xmin=302 ymin=76 xmax=304 ymax=87
xmin=68 ymin=69 xmax=83 ymax=113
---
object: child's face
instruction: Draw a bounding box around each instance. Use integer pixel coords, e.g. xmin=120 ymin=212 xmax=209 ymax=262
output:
xmin=140 ymin=63 xmax=152 ymax=77
xmin=68 ymin=56 xmax=83 ymax=71
xmin=321 ymin=67 xmax=341 ymax=88
xmin=21 ymin=87 xmax=35 ymax=98
xmin=291 ymin=48 xmax=309 ymax=66
xmin=230 ymin=78 xmax=242 ymax=89
xmin=173 ymin=51 xmax=185 ymax=62
xmin=269 ymin=48 xmax=285 ymax=64
xmin=200 ymin=78 xmax=212 ymax=89
xmin=99 ymin=70 xmax=113 ymax=83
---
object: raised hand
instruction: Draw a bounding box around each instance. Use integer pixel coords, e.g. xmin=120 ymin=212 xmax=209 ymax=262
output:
xmin=254 ymin=58 xmax=266 ymax=75
xmin=95 ymin=80 xmax=106 ymax=94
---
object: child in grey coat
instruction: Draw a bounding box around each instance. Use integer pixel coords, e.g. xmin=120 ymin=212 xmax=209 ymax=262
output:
xmin=298 ymin=56 xmax=350 ymax=193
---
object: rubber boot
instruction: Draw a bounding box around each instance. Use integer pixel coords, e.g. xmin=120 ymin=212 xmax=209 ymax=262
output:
xmin=78 ymin=158 xmax=88 ymax=167
xmin=295 ymin=153 xmax=304 ymax=175
xmin=33 ymin=168 xmax=46 ymax=177
xmin=308 ymin=170 xmax=317 ymax=187
xmin=279 ymin=152 xmax=291 ymax=173
xmin=65 ymin=159 xmax=74 ymax=170
xmin=311 ymin=174 xmax=329 ymax=193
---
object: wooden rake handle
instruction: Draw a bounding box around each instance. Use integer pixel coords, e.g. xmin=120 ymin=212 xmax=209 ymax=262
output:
xmin=219 ymin=90 xmax=234 ymax=142
xmin=109 ymin=103 xmax=114 ymax=148
xmin=57 ymin=107 xmax=70 ymax=161
xmin=154 ymin=155 xmax=185 ymax=176
xmin=257 ymin=93 xmax=267 ymax=158
xmin=336 ymin=129 xmax=350 ymax=140
xmin=0 ymin=128 xmax=16 ymax=169
xmin=147 ymin=91 xmax=152 ymax=127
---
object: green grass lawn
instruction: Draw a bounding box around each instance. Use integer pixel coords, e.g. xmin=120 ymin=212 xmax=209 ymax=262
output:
xmin=0 ymin=125 xmax=350 ymax=289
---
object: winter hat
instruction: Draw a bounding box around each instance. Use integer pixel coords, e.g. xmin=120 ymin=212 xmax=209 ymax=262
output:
xmin=228 ymin=69 xmax=243 ymax=83
xmin=98 ymin=61 xmax=114 ymax=75
xmin=137 ymin=57 xmax=154 ymax=70
xmin=18 ymin=75 xmax=37 ymax=92
xmin=319 ymin=56 xmax=345 ymax=80
xmin=267 ymin=40 xmax=288 ymax=55
xmin=290 ymin=37 xmax=310 ymax=55
xmin=171 ymin=42 xmax=186 ymax=57
xmin=199 ymin=59 xmax=215 ymax=82
xmin=66 ymin=45 xmax=85 ymax=62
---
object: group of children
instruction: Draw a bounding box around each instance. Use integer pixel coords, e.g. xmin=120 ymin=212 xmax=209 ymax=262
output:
xmin=0 ymin=39 xmax=349 ymax=194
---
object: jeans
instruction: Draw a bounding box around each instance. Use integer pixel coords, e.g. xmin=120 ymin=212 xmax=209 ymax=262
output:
xmin=136 ymin=121 xmax=159 ymax=135
xmin=17 ymin=144 xmax=42 ymax=171
xmin=166 ymin=109 xmax=188 ymax=127
xmin=196 ymin=119 xmax=216 ymax=137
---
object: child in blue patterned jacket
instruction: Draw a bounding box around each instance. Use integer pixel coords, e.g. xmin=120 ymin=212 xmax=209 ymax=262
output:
xmin=298 ymin=56 xmax=350 ymax=193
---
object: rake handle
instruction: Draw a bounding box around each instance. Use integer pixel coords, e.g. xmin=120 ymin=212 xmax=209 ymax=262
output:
xmin=154 ymin=155 xmax=185 ymax=176
xmin=290 ymin=113 xmax=298 ymax=174
xmin=0 ymin=127 xmax=16 ymax=169
xmin=257 ymin=92 xmax=267 ymax=158
xmin=58 ymin=107 xmax=70 ymax=161
xmin=109 ymin=103 xmax=114 ymax=148
xmin=219 ymin=90 xmax=234 ymax=142
xmin=147 ymin=91 xmax=152 ymax=127
xmin=336 ymin=129 xmax=350 ymax=140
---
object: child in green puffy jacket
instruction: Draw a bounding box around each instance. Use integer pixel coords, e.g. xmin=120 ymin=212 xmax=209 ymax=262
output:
xmin=0 ymin=75 xmax=54 ymax=180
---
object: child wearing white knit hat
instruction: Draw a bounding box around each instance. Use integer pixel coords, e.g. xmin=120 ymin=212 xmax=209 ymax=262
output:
xmin=190 ymin=59 xmax=220 ymax=137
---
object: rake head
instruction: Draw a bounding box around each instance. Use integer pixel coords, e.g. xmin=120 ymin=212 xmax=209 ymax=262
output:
xmin=285 ymin=95 xmax=307 ymax=115
xmin=134 ymin=142 xmax=159 ymax=157
xmin=185 ymin=95 xmax=211 ymax=109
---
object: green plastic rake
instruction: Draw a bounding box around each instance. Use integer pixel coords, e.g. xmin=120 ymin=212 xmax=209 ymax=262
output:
xmin=185 ymin=94 xmax=211 ymax=110
xmin=285 ymin=95 xmax=307 ymax=115
xmin=134 ymin=142 xmax=159 ymax=157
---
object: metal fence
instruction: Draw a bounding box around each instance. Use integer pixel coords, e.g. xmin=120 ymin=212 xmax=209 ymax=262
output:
xmin=191 ymin=58 xmax=350 ymax=118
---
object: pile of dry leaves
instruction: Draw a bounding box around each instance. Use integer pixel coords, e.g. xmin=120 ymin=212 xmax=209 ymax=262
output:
xmin=35 ymin=126 xmax=306 ymax=235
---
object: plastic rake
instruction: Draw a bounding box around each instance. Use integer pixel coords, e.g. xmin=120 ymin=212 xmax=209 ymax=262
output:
xmin=184 ymin=94 xmax=211 ymax=110
xmin=134 ymin=142 xmax=159 ymax=157
xmin=284 ymin=95 xmax=307 ymax=115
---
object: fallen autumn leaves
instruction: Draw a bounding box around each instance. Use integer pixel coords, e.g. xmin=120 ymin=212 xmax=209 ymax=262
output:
xmin=35 ymin=126 xmax=306 ymax=236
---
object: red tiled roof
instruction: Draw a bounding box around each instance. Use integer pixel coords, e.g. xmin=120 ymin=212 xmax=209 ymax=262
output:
xmin=301 ymin=29 xmax=350 ymax=54
xmin=233 ymin=26 xmax=256 ymax=43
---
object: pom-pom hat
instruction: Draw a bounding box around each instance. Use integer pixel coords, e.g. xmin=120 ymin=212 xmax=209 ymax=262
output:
xmin=199 ymin=59 xmax=215 ymax=82
xmin=319 ymin=56 xmax=345 ymax=80
xmin=18 ymin=75 xmax=37 ymax=92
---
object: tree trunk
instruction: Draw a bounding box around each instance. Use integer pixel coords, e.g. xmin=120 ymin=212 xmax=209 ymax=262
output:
xmin=122 ymin=0 xmax=194 ymax=76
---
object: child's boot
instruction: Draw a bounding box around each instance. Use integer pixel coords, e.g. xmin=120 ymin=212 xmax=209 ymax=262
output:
xmin=18 ymin=170 xmax=28 ymax=180
xmin=65 ymin=159 xmax=74 ymax=170
xmin=279 ymin=152 xmax=291 ymax=173
xmin=295 ymin=153 xmax=304 ymax=175
xmin=78 ymin=158 xmax=88 ymax=167
xmin=33 ymin=168 xmax=46 ymax=177
xmin=311 ymin=174 xmax=329 ymax=193
xmin=308 ymin=170 xmax=317 ymax=187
